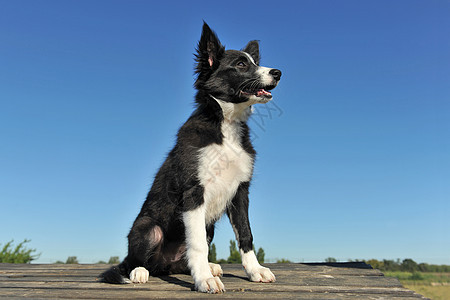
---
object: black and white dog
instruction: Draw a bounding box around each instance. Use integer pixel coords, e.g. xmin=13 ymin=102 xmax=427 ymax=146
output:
xmin=100 ymin=22 xmax=281 ymax=293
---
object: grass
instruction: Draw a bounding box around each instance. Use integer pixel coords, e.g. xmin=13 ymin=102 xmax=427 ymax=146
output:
xmin=385 ymin=271 xmax=450 ymax=300
xmin=403 ymin=284 xmax=450 ymax=300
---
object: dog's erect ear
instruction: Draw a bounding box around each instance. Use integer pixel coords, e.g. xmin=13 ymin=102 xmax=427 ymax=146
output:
xmin=195 ymin=22 xmax=225 ymax=88
xmin=242 ymin=40 xmax=260 ymax=65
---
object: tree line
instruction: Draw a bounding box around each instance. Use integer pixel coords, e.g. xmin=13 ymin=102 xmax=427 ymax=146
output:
xmin=208 ymin=241 xmax=266 ymax=264
xmin=54 ymin=256 xmax=121 ymax=264
xmin=325 ymin=257 xmax=450 ymax=273
xmin=362 ymin=258 xmax=450 ymax=273
xmin=2 ymin=240 xmax=449 ymax=273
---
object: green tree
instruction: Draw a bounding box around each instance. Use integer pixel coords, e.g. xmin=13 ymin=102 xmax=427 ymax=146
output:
xmin=0 ymin=239 xmax=39 ymax=263
xmin=366 ymin=259 xmax=384 ymax=270
xmin=227 ymin=240 xmax=241 ymax=264
xmin=325 ymin=257 xmax=337 ymax=263
xmin=208 ymin=243 xmax=217 ymax=263
xmin=108 ymin=256 xmax=120 ymax=264
xmin=217 ymin=258 xmax=227 ymax=264
xmin=65 ymin=256 xmax=79 ymax=264
xmin=401 ymin=259 xmax=419 ymax=272
xmin=256 ymin=247 xmax=265 ymax=263
xmin=383 ymin=259 xmax=401 ymax=271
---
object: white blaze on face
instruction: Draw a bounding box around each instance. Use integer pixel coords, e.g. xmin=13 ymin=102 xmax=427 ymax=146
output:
xmin=243 ymin=51 xmax=275 ymax=86
xmin=243 ymin=52 xmax=257 ymax=66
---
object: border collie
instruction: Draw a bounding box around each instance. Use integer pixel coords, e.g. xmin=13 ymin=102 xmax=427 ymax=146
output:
xmin=99 ymin=22 xmax=281 ymax=294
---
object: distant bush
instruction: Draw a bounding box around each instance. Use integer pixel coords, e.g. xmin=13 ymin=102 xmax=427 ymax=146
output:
xmin=0 ymin=240 xmax=39 ymax=263
xmin=108 ymin=256 xmax=120 ymax=264
xmin=325 ymin=257 xmax=337 ymax=263
xmin=277 ymin=259 xmax=292 ymax=263
xmin=65 ymin=256 xmax=79 ymax=264
xmin=385 ymin=271 xmax=450 ymax=286
xmin=409 ymin=272 xmax=424 ymax=280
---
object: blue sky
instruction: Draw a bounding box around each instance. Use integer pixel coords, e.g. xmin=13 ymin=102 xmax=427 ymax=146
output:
xmin=1 ymin=0 xmax=449 ymax=265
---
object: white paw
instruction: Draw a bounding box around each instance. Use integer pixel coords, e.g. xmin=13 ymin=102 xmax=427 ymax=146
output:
xmin=195 ymin=276 xmax=225 ymax=294
xmin=129 ymin=267 xmax=149 ymax=283
xmin=245 ymin=266 xmax=276 ymax=283
xmin=209 ymin=263 xmax=223 ymax=277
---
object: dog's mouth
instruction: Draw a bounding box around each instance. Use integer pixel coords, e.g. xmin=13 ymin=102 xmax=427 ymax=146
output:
xmin=240 ymin=86 xmax=275 ymax=99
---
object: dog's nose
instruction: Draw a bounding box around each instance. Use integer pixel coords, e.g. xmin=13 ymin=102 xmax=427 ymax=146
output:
xmin=269 ymin=69 xmax=282 ymax=81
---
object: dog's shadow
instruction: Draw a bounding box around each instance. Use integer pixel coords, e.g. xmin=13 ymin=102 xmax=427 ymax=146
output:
xmin=158 ymin=273 xmax=248 ymax=291
xmin=158 ymin=275 xmax=194 ymax=290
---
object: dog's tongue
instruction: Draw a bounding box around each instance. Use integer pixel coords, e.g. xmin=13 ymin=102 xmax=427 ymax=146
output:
xmin=256 ymin=89 xmax=272 ymax=97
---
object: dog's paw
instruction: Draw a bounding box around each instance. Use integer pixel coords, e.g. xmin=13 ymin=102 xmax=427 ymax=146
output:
xmin=195 ymin=277 xmax=225 ymax=294
xmin=245 ymin=266 xmax=276 ymax=283
xmin=209 ymin=263 xmax=223 ymax=277
xmin=129 ymin=267 xmax=149 ymax=284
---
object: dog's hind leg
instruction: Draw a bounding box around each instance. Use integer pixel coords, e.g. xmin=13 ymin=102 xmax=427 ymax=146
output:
xmin=98 ymin=258 xmax=132 ymax=284
xmin=127 ymin=217 xmax=164 ymax=283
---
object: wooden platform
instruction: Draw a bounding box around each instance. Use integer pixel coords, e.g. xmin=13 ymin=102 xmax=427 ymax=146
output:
xmin=0 ymin=263 xmax=427 ymax=299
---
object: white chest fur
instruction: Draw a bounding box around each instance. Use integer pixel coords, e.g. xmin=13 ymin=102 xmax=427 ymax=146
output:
xmin=197 ymin=116 xmax=254 ymax=225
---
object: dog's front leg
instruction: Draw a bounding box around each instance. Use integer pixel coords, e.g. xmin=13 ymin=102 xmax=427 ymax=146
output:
xmin=227 ymin=182 xmax=276 ymax=283
xmin=183 ymin=205 xmax=225 ymax=293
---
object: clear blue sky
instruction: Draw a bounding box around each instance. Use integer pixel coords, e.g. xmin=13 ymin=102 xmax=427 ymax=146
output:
xmin=1 ymin=0 xmax=449 ymax=265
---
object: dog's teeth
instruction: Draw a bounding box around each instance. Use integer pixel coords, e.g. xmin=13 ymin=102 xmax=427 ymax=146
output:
xmin=256 ymin=89 xmax=271 ymax=97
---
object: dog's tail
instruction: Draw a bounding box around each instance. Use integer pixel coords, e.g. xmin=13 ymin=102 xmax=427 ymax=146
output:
xmin=98 ymin=260 xmax=130 ymax=284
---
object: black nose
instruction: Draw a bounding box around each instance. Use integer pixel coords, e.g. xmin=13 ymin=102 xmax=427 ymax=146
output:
xmin=269 ymin=69 xmax=282 ymax=81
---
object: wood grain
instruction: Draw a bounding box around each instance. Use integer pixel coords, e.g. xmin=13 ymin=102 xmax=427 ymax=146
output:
xmin=0 ymin=263 xmax=428 ymax=299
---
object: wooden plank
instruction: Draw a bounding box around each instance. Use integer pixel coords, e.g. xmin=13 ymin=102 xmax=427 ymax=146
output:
xmin=0 ymin=281 xmax=418 ymax=295
xmin=0 ymin=263 xmax=427 ymax=299
xmin=0 ymin=288 xmax=427 ymax=300
xmin=0 ymin=263 xmax=385 ymax=276
xmin=0 ymin=268 xmax=385 ymax=280
xmin=0 ymin=276 xmax=404 ymax=290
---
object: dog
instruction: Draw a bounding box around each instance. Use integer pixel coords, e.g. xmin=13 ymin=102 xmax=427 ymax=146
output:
xmin=99 ymin=22 xmax=281 ymax=294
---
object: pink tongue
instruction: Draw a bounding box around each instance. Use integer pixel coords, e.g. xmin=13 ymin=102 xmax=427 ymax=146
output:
xmin=256 ymin=89 xmax=271 ymax=97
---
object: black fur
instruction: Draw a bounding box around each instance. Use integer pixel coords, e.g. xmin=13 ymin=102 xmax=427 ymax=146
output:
xmin=99 ymin=22 xmax=281 ymax=287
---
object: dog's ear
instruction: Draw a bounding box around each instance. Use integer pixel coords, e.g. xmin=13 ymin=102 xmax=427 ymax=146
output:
xmin=242 ymin=40 xmax=260 ymax=65
xmin=194 ymin=22 xmax=225 ymax=88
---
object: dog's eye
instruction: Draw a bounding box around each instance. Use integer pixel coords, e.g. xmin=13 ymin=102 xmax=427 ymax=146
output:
xmin=237 ymin=61 xmax=246 ymax=67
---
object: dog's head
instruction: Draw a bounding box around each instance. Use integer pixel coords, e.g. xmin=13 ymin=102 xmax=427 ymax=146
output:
xmin=194 ymin=22 xmax=281 ymax=104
